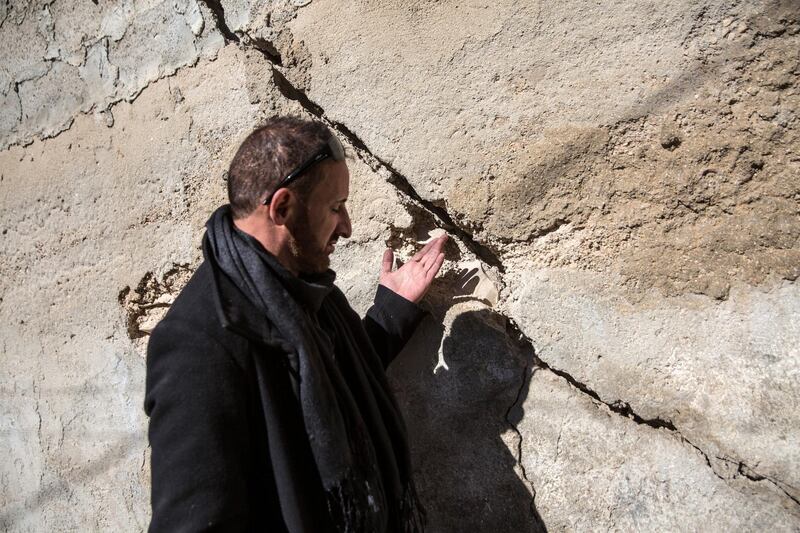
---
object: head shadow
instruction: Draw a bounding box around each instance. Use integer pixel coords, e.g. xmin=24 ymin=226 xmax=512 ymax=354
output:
xmin=389 ymin=278 xmax=545 ymax=532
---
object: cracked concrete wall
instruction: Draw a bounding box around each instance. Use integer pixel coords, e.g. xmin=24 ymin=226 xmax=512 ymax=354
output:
xmin=1 ymin=0 xmax=798 ymax=531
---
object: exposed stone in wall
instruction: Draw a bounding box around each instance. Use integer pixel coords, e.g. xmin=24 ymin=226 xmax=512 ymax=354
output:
xmin=1 ymin=0 xmax=798 ymax=531
xmin=118 ymin=264 xmax=193 ymax=356
xmin=0 ymin=0 xmax=224 ymax=150
xmin=505 ymin=270 xmax=800 ymax=508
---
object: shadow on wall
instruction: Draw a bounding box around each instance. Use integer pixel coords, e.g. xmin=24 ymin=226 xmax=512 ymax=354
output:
xmin=391 ymin=289 xmax=545 ymax=532
xmin=0 ymin=435 xmax=142 ymax=528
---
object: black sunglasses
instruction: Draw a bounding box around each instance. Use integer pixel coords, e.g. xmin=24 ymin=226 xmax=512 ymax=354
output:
xmin=262 ymin=135 xmax=346 ymax=205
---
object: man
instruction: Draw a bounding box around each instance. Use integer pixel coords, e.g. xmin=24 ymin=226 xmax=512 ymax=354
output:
xmin=144 ymin=116 xmax=447 ymax=532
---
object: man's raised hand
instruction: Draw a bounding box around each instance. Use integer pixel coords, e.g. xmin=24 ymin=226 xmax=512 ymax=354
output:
xmin=379 ymin=234 xmax=448 ymax=304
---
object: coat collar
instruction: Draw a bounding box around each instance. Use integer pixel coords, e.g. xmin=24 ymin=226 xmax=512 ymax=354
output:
xmin=201 ymin=233 xmax=275 ymax=346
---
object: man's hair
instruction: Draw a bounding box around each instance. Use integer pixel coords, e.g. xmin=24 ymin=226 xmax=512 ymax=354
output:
xmin=227 ymin=116 xmax=334 ymax=219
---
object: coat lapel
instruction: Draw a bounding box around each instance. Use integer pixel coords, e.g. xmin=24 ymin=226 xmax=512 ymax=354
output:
xmin=204 ymin=242 xmax=286 ymax=350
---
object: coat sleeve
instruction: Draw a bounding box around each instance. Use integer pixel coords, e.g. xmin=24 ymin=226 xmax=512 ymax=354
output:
xmin=363 ymin=284 xmax=426 ymax=369
xmin=144 ymin=318 xmax=251 ymax=532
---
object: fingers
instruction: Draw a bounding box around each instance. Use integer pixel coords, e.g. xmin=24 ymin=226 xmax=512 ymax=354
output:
xmin=425 ymin=252 xmax=446 ymax=282
xmin=429 ymin=233 xmax=447 ymax=254
xmin=419 ymin=246 xmax=435 ymax=270
xmin=411 ymin=238 xmax=436 ymax=263
xmin=381 ymin=248 xmax=394 ymax=274
xmin=458 ymin=268 xmax=479 ymax=289
xmin=413 ymin=234 xmax=448 ymax=263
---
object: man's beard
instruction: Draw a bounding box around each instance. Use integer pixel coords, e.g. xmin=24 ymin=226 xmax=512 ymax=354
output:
xmin=287 ymin=207 xmax=331 ymax=274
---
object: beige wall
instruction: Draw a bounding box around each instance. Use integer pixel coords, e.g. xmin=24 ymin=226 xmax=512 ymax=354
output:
xmin=1 ymin=1 xmax=798 ymax=530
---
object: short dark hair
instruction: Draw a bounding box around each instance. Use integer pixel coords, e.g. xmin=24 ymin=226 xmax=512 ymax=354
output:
xmin=227 ymin=116 xmax=334 ymax=219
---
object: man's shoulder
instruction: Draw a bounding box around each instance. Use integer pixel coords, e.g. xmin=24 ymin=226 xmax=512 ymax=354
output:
xmin=148 ymin=259 xmax=283 ymax=366
xmin=164 ymin=260 xmax=215 ymax=321
xmin=148 ymin=260 xmax=245 ymax=359
xmin=150 ymin=260 xmax=219 ymax=337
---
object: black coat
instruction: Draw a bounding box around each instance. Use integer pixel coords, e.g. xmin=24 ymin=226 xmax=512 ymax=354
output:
xmin=144 ymin=252 xmax=424 ymax=532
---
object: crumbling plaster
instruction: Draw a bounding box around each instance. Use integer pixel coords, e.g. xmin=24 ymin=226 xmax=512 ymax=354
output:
xmin=1 ymin=0 xmax=798 ymax=531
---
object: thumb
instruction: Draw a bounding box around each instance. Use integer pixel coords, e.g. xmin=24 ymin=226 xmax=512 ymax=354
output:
xmin=381 ymin=248 xmax=394 ymax=274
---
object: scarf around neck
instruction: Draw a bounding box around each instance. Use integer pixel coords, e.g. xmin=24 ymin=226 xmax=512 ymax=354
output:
xmin=204 ymin=205 xmax=424 ymax=532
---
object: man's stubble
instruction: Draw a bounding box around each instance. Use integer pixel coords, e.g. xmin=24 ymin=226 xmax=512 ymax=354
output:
xmin=287 ymin=205 xmax=330 ymax=274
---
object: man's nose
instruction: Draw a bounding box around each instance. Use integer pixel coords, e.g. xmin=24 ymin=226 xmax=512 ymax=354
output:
xmin=337 ymin=206 xmax=352 ymax=239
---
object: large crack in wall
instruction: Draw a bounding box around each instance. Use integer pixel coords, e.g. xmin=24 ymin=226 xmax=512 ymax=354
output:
xmin=201 ymin=0 xmax=507 ymax=272
xmin=108 ymin=2 xmax=796 ymax=517
xmin=273 ymin=65 xmax=508 ymax=272
xmin=4 ymin=1 xmax=798 ymax=529
xmin=192 ymin=3 xmax=800 ymax=514
xmin=505 ymin=362 xmax=547 ymax=533
xmin=504 ymin=317 xmax=800 ymax=509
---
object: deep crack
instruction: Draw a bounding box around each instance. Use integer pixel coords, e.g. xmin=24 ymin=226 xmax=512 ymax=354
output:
xmin=204 ymin=8 xmax=800 ymax=510
xmin=503 ymin=317 xmax=800 ymax=508
xmin=271 ymin=67 xmax=324 ymax=116
xmin=260 ymin=49 xmax=506 ymax=271
xmin=505 ymin=362 xmax=548 ymax=533
xmin=200 ymin=0 xmax=240 ymax=43
xmin=506 ymin=318 xmax=676 ymax=431
xmin=718 ymin=456 xmax=800 ymax=507
xmin=246 ymin=35 xmax=284 ymax=66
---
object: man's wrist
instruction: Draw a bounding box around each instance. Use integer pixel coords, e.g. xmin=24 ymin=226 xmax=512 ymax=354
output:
xmin=369 ymin=284 xmax=426 ymax=339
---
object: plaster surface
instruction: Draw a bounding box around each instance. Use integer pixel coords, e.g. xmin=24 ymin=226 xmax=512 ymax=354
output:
xmin=1 ymin=0 xmax=798 ymax=530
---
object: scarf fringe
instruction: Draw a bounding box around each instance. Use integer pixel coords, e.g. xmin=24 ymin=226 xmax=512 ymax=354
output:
xmin=325 ymin=474 xmax=426 ymax=532
xmin=325 ymin=473 xmax=381 ymax=533
xmin=400 ymin=480 xmax=426 ymax=533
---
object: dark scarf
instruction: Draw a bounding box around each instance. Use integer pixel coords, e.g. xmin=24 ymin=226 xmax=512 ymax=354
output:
xmin=204 ymin=205 xmax=424 ymax=532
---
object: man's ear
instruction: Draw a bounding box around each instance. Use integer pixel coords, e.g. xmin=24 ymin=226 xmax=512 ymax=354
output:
xmin=268 ymin=188 xmax=295 ymax=226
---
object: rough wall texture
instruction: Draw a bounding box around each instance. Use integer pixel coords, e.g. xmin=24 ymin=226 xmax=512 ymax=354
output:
xmin=1 ymin=0 xmax=798 ymax=531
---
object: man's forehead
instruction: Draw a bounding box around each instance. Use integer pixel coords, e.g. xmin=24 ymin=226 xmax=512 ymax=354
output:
xmin=314 ymin=160 xmax=349 ymax=200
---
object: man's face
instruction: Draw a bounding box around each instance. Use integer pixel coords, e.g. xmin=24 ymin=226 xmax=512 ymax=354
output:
xmin=287 ymin=160 xmax=352 ymax=274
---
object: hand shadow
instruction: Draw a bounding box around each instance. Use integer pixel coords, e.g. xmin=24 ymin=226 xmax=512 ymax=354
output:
xmin=389 ymin=270 xmax=545 ymax=532
xmin=450 ymin=267 xmax=481 ymax=299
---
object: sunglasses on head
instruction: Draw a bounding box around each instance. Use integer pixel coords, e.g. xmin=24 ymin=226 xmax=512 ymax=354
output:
xmin=262 ymin=135 xmax=346 ymax=205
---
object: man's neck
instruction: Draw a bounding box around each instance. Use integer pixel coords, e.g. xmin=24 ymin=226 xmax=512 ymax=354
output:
xmin=233 ymin=217 xmax=299 ymax=276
